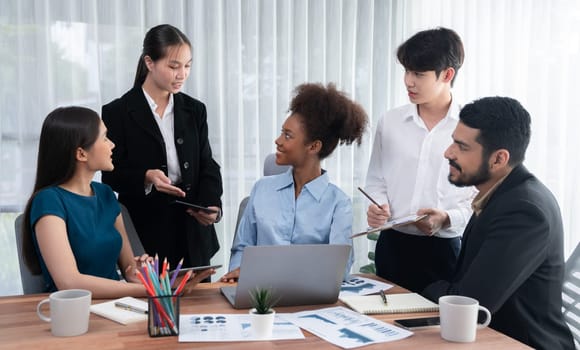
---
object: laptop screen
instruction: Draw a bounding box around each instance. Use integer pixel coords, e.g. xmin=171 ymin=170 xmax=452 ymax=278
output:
xmin=221 ymin=244 xmax=351 ymax=309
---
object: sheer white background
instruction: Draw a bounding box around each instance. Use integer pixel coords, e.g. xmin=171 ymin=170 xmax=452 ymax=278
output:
xmin=1 ymin=0 xmax=579 ymax=294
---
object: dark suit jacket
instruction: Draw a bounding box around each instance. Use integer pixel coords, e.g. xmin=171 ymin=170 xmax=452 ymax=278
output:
xmin=423 ymin=165 xmax=574 ymax=350
xmin=101 ymin=87 xmax=222 ymax=267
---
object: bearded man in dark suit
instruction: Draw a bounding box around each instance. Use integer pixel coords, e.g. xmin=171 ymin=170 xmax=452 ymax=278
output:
xmin=422 ymin=96 xmax=574 ymax=350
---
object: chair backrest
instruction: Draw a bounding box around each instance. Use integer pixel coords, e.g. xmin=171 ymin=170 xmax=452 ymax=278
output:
xmin=263 ymin=153 xmax=290 ymax=176
xmin=14 ymin=214 xmax=46 ymax=294
xmin=562 ymin=242 xmax=580 ymax=347
xmin=233 ymin=196 xmax=250 ymax=241
xmin=120 ymin=203 xmax=145 ymax=256
xmin=232 ymin=153 xmax=290 ymax=247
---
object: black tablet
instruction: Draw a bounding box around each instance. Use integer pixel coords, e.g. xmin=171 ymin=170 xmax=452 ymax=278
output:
xmin=171 ymin=200 xmax=219 ymax=214
xmin=394 ymin=316 xmax=440 ymax=330
xmin=169 ymin=264 xmax=222 ymax=276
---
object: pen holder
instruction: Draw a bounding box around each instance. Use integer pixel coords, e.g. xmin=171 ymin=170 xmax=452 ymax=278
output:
xmin=147 ymin=295 xmax=180 ymax=337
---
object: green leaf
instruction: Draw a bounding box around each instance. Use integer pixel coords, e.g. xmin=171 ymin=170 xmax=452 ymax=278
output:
xmin=367 ymin=232 xmax=380 ymax=241
xmin=249 ymin=287 xmax=277 ymax=314
xmin=359 ymin=263 xmax=376 ymax=274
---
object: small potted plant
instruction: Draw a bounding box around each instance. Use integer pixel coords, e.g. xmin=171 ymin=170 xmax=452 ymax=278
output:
xmin=249 ymin=287 xmax=277 ymax=339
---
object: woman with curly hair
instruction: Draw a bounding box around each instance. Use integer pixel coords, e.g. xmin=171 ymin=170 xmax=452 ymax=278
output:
xmin=222 ymin=83 xmax=368 ymax=282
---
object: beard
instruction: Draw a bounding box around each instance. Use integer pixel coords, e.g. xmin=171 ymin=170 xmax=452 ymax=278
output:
xmin=448 ymin=159 xmax=491 ymax=187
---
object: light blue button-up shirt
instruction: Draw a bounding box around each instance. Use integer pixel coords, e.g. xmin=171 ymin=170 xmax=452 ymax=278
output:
xmin=229 ymin=169 xmax=353 ymax=278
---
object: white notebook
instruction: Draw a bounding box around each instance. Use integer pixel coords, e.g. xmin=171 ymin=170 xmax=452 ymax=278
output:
xmin=339 ymin=292 xmax=438 ymax=314
xmin=90 ymin=297 xmax=148 ymax=325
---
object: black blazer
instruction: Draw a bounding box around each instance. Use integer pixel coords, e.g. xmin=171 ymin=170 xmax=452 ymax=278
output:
xmin=423 ymin=165 xmax=574 ymax=350
xmin=101 ymin=87 xmax=222 ymax=267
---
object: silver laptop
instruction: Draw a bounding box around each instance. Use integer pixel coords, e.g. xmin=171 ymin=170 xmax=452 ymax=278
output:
xmin=221 ymin=244 xmax=350 ymax=309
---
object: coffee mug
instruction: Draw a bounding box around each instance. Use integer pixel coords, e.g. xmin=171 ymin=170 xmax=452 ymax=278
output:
xmin=37 ymin=289 xmax=92 ymax=336
xmin=439 ymin=295 xmax=491 ymax=342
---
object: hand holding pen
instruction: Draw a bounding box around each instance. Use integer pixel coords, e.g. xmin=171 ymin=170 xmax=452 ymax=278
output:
xmin=358 ymin=187 xmax=391 ymax=227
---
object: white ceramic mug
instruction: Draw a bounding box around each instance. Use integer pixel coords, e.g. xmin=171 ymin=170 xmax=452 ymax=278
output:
xmin=439 ymin=295 xmax=491 ymax=342
xmin=37 ymin=289 xmax=92 ymax=337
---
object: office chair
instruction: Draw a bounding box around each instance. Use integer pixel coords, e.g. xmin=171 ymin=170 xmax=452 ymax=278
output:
xmin=234 ymin=197 xmax=250 ymax=241
xmin=119 ymin=203 xmax=145 ymax=256
xmin=562 ymin=242 xmax=580 ymax=348
xmin=14 ymin=214 xmax=46 ymax=294
xmin=233 ymin=153 xmax=290 ymax=242
xmin=263 ymin=153 xmax=290 ymax=177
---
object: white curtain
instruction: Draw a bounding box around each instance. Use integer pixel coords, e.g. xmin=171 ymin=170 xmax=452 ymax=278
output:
xmin=1 ymin=0 xmax=579 ymax=278
xmin=401 ymin=0 xmax=580 ymax=256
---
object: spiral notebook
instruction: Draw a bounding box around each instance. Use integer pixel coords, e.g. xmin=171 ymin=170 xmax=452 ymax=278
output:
xmin=90 ymin=297 xmax=148 ymax=325
xmin=339 ymin=292 xmax=438 ymax=314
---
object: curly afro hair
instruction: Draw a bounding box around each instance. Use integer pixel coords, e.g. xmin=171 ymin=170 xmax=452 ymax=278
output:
xmin=289 ymin=82 xmax=368 ymax=159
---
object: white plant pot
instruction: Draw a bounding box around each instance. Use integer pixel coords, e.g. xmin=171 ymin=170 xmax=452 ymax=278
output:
xmin=249 ymin=308 xmax=275 ymax=339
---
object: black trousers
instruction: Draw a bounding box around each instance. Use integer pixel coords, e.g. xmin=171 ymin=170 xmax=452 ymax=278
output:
xmin=374 ymin=229 xmax=460 ymax=293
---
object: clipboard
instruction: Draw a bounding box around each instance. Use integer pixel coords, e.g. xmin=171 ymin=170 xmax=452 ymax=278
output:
xmin=351 ymin=214 xmax=428 ymax=238
xmin=171 ymin=200 xmax=219 ymax=214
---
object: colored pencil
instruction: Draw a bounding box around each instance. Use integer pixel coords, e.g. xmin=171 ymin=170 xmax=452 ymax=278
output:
xmin=173 ymin=269 xmax=193 ymax=296
xmin=137 ymin=270 xmax=177 ymax=334
xmin=135 ymin=257 xmax=181 ymax=335
xmin=170 ymin=258 xmax=184 ymax=287
xmin=154 ymin=254 xmax=159 ymax=277
xmin=161 ymin=257 xmax=167 ymax=276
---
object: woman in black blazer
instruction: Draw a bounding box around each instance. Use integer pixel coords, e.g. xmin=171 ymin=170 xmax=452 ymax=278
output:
xmin=102 ymin=24 xmax=223 ymax=271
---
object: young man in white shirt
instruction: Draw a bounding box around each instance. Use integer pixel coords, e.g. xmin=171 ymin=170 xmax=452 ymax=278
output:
xmin=365 ymin=27 xmax=476 ymax=292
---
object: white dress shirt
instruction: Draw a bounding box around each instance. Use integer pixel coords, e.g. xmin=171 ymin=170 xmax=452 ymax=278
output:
xmin=365 ymin=103 xmax=476 ymax=238
xmin=143 ymin=89 xmax=182 ymax=190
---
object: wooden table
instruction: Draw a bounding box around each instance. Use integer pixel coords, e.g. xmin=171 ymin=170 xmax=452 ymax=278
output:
xmin=0 ymin=282 xmax=530 ymax=349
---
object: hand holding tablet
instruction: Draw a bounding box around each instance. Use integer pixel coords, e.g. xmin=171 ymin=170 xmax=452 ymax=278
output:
xmin=171 ymin=200 xmax=219 ymax=214
xmin=169 ymin=264 xmax=222 ymax=277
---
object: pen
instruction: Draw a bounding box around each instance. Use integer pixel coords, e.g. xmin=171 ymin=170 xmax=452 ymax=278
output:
xmin=379 ymin=290 xmax=388 ymax=305
xmin=357 ymin=187 xmax=381 ymax=207
xmin=114 ymin=301 xmax=148 ymax=314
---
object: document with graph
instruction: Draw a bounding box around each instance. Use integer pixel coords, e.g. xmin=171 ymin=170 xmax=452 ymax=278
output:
xmin=340 ymin=276 xmax=393 ymax=297
xmin=283 ymin=306 xmax=412 ymax=349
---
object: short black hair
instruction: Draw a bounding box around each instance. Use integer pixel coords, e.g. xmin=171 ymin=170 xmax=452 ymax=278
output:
xmin=459 ymin=96 xmax=531 ymax=166
xmin=397 ymin=27 xmax=464 ymax=86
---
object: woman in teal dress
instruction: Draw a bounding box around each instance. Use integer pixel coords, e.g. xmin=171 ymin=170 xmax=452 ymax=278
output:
xmin=21 ymin=107 xmax=213 ymax=298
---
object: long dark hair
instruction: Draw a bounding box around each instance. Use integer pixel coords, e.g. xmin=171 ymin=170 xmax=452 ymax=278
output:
xmin=134 ymin=24 xmax=192 ymax=87
xmin=22 ymin=106 xmax=101 ymax=274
